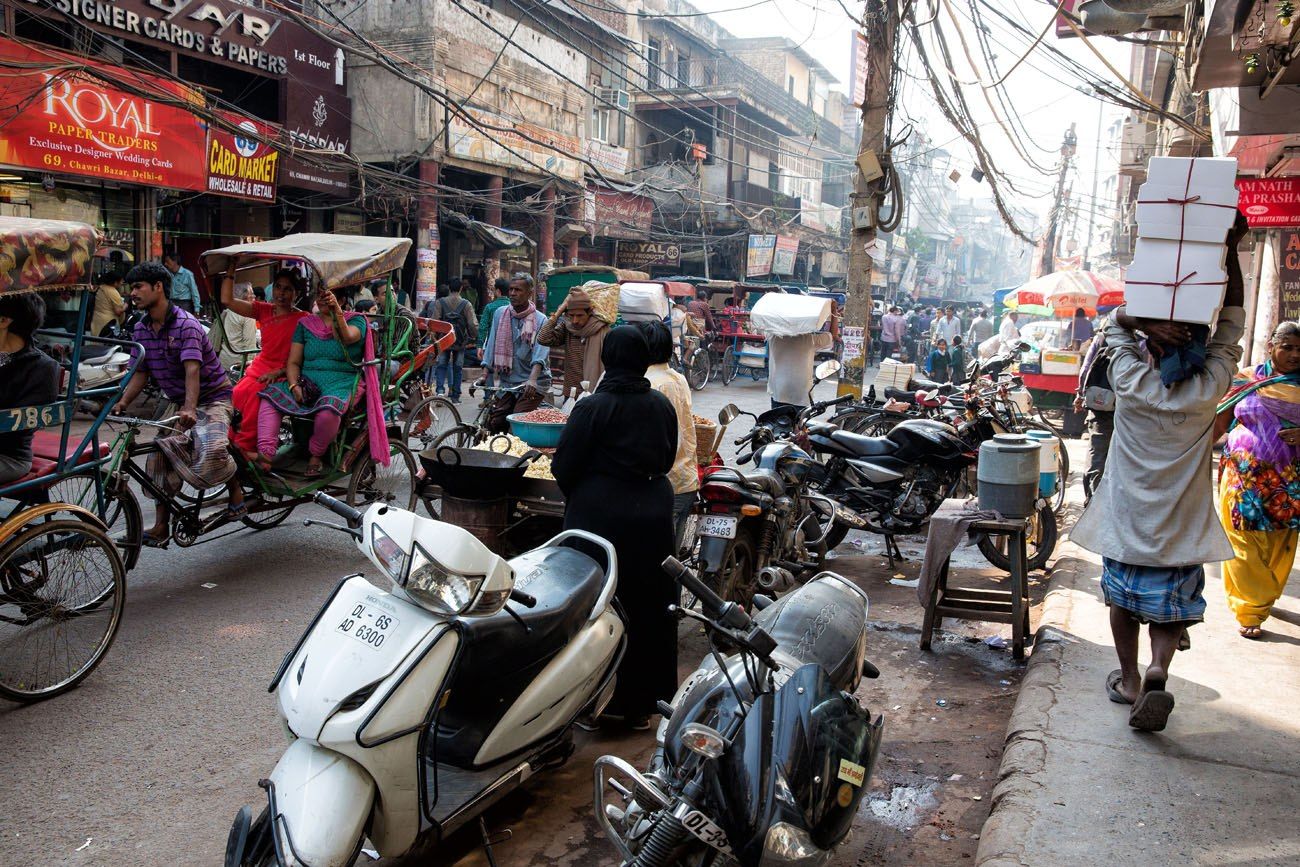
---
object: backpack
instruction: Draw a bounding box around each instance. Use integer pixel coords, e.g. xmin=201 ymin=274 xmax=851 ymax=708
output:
xmin=437 ymin=297 xmax=471 ymax=348
xmin=1082 ymin=344 xmax=1115 ymax=412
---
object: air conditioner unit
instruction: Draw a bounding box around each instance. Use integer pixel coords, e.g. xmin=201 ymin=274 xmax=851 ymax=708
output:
xmin=595 ymin=88 xmax=631 ymax=111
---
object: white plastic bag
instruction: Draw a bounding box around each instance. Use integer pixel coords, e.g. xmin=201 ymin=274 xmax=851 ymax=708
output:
xmin=749 ymin=293 xmax=831 ymax=337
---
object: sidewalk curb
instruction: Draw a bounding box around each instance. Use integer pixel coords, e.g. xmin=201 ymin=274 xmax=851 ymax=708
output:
xmin=973 ymin=536 xmax=1086 ymax=867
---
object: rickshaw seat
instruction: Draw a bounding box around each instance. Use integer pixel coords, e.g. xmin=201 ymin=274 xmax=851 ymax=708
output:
xmin=9 ymin=457 xmax=57 ymax=488
xmin=31 ymin=431 xmax=111 ymax=465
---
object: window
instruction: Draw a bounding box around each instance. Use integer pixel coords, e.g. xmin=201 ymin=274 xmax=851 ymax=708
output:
xmin=768 ymin=161 xmax=780 ymax=192
xmin=677 ymin=54 xmax=691 ymax=87
xmin=592 ymin=104 xmax=612 ymax=143
xmin=788 ymin=75 xmax=795 ymax=96
xmin=647 ymin=39 xmax=661 ymax=87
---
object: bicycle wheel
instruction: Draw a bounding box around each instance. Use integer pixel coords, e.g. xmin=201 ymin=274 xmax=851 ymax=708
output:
xmin=0 ymin=518 xmax=126 ymax=702
xmin=346 ymin=442 xmax=418 ymax=510
xmin=686 ymin=348 xmax=711 ymax=391
xmin=46 ymin=470 xmax=143 ymax=572
xmin=403 ymin=395 xmax=463 ymax=456
xmin=722 ymin=346 xmax=737 ymax=385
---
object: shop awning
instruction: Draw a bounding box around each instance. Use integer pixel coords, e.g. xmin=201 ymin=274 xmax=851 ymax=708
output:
xmin=441 ymin=210 xmax=535 ymax=250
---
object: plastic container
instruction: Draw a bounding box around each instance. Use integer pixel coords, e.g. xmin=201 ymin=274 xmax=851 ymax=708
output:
xmin=977 ymin=433 xmax=1041 ymax=518
xmin=508 ymin=413 xmax=566 ymax=447
xmin=1025 ymin=430 xmax=1059 ymax=498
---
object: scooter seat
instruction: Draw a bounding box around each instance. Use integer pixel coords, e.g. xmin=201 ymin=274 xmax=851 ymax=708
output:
xmin=754 ymin=575 xmax=869 ymax=692
xmin=434 ymin=545 xmax=606 ymax=769
xmin=829 ymin=430 xmax=894 ymax=457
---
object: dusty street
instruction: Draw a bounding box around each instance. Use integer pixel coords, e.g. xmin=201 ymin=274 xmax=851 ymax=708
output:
xmin=0 ymin=374 xmax=1046 ymax=866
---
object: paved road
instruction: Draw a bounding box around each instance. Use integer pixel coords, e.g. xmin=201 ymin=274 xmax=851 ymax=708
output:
xmin=0 ymin=368 xmax=1034 ymax=865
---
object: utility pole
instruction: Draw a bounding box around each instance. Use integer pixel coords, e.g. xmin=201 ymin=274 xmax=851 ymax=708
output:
xmin=840 ymin=0 xmax=898 ymax=398
xmin=1040 ymin=124 xmax=1077 ymax=277
xmin=1083 ymin=99 xmax=1103 ymax=271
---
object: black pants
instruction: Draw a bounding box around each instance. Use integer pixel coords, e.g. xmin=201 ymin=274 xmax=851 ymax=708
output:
xmin=1084 ymin=410 xmax=1114 ymax=500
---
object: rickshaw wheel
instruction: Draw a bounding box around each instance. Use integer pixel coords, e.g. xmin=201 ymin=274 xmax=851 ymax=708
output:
xmin=240 ymin=492 xmax=294 ymax=531
xmin=0 ymin=518 xmax=126 ymax=702
xmin=346 ymin=442 xmax=418 ymax=511
xmin=46 ymin=470 xmax=143 ymax=572
xmin=686 ymin=348 xmax=711 ymax=391
xmin=721 ymin=346 xmax=737 ymax=385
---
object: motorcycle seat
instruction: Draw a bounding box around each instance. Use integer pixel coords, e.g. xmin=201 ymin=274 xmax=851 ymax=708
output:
xmin=829 ymin=430 xmax=894 ymax=457
xmin=754 ymin=575 xmax=869 ymax=692
xmin=435 ymin=545 xmax=606 ymax=769
xmin=707 ymin=467 xmax=783 ymax=496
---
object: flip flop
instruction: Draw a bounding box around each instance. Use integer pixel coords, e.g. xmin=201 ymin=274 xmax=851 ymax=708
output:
xmin=1129 ymin=686 xmax=1175 ymax=732
xmin=141 ymin=530 xmax=169 ymax=549
xmin=1105 ymin=669 xmax=1133 ymax=705
xmin=225 ymin=502 xmax=249 ymax=520
xmin=304 ymin=463 xmax=324 ymax=479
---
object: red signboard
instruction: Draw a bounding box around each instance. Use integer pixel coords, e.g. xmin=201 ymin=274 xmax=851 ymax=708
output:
xmin=206 ymin=113 xmax=279 ymax=202
xmin=0 ymin=37 xmax=207 ymax=191
xmin=1054 ymin=0 xmax=1080 ymax=38
xmin=593 ymin=189 xmax=654 ymax=240
xmin=1236 ymin=177 xmax=1300 ymax=227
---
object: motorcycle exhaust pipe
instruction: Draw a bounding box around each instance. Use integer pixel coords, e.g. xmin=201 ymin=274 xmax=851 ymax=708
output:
xmin=755 ymin=565 xmax=794 ymax=591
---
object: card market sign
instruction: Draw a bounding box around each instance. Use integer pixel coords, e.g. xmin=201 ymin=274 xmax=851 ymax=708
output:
xmin=206 ymin=115 xmax=278 ymax=202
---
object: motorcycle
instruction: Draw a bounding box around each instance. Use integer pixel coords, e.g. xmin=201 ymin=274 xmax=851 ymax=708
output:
xmin=594 ymin=556 xmax=883 ymax=867
xmin=225 ymin=492 xmax=625 ymax=867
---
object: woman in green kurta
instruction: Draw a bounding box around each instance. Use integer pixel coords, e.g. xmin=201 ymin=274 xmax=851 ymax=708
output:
xmin=257 ymin=288 xmax=365 ymax=476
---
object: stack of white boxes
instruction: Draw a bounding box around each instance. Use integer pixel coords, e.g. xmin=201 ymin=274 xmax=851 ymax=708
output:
xmin=1124 ymin=156 xmax=1240 ymax=325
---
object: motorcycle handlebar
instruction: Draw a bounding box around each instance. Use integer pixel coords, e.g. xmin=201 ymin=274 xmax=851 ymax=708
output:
xmin=314 ymin=492 xmax=364 ymax=526
xmin=509 ymin=588 xmax=537 ymax=608
xmin=662 ymin=556 xmax=752 ymax=631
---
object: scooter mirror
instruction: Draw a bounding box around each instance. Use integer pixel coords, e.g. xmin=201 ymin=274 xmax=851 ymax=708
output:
xmin=814 ymin=359 xmax=841 ymax=382
xmin=718 ymin=404 xmax=742 ymax=425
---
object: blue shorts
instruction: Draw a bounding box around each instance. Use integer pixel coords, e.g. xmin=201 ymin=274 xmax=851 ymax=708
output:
xmin=1101 ymin=558 xmax=1206 ymax=624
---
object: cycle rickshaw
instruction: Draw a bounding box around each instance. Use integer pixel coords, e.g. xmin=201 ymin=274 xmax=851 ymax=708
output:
xmin=0 ymin=216 xmax=139 ymax=702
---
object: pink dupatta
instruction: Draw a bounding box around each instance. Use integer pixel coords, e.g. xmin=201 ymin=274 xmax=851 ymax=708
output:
xmin=301 ymin=313 xmax=391 ymax=466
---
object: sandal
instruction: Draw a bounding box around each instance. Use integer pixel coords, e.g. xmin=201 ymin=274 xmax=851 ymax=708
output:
xmin=304 ymin=460 xmax=324 ymax=479
xmin=1105 ymin=669 xmax=1133 ymax=705
xmin=1128 ymin=675 xmax=1175 ymax=732
xmin=141 ymin=529 xmax=169 ymax=549
xmin=225 ymin=502 xmax=249 ymax=520
xmin=1238 ymin=625 xmax=1264 ymax=640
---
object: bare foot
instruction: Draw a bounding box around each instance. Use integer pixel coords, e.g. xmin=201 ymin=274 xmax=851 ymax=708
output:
xmin=1239 ymin=625 xmax=1263 ymax=640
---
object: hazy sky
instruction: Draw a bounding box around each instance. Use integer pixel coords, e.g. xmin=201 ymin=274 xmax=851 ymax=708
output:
xmin=692 ymin=0 xmax=1135 ymax=247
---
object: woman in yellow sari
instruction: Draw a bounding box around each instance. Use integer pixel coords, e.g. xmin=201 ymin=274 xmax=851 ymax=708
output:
xmin=1215 ymin=321 xmax=1300 ymax=638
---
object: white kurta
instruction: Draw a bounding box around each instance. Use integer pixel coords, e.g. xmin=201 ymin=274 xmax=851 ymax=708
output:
xmin=1071 ymin=307 xmax=1245 ymax=567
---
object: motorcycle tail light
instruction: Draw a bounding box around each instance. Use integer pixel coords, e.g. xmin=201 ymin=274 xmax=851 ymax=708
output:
xmin=701 ymin=484 xmax=742 ymax=503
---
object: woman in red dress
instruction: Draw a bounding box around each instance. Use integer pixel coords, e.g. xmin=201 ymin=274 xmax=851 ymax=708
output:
xmin=218 ymin=266 xmax=307 ymax=458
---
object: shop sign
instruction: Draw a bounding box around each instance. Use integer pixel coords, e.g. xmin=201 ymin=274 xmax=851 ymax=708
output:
xmin=449 ymin=107 xmax=583 ymax=183
xmin=586 ymin=140 xmax=630 ymax=176
xmin=617 ymin=241 xmax=679 ymax=269
xmin=334 ymin=212 xmax=364 ymax=235
xmin=746 ymin=234 xmax=776 ymax=277
xmin=593 ymin=189 xmax=653 ymax=240
xmin=1280 ymin=230 xmax=1300 ymax=323
xmin=206 ymin=114 xmax=278 ymax=202
xmin=281 ymin=83 xmax=351 ymax=195
xmin=1237 ymin=177 xmax=1300 ymax=228
xmin=821 ymin=251 xmax=848 ymax=276
xmin=772 ymin=235 xmax=798 ymax=276
xmin=0 ymin=37 xmax=207 ymax=190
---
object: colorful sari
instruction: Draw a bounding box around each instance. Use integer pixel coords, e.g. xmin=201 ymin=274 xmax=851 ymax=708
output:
xmin=1216 ymin=361 xmax=1300 ymax=627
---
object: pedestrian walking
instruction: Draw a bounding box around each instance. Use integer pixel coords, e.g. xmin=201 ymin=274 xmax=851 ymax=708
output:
xmin=932 ymin=305 xmax=962 ymax=345
xmin=998 ymin=310 xmax=1021 ymax=353
xmin=1214 ymin=320 xmax=1300 ymax=639
xmin=480 ymin=274 xmax=550 ymax=431
xmin=641 ymin=321 xmax=699 ymax=552
xmin=476 ymin=278 xmax=511 ymax=368
xmin=879 ymin=305 xmax=907 ymax=362
xmin=163 ymin=251 xmax=202 ymax=314
xmin=538 ymin=288 xmax=609 ymax=400
xmin=947 ymin=335 xmax=967 ymax=384
xmin=925 ymin=338 xmax=950 ymax=382
xmin=551 ymin=325 xmax=678 ymax=730
xmin=967 ymin=308 xmax=994 ymax=347
xmin=430 ymin=281 xmax=477 ymax=403
xmin=1071 ymin=216 xmax=1247 ymax=732
xmin=1074 ymin=326 xmax=1114 ymax=503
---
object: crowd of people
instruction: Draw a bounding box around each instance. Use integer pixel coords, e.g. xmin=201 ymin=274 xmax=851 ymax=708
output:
xmin=877 ymin=302 xmax=1022 ymax=383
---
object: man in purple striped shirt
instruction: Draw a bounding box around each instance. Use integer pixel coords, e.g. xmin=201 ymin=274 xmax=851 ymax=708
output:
xmin=113 ymin=262 xmax=243 ymax=544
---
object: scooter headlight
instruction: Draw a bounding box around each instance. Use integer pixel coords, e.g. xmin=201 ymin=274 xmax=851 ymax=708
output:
xmin=759 ymin=822 xmax=831 ymax=866
xmin=404 ymin=543 xmax=485 ymax=615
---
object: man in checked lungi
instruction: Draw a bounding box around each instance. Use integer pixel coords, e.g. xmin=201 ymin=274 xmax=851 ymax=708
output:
xmin=1071 ymin=215 xmax=1248 ymax=733
xmin=113 ymin=262 xmax=244 ymax=546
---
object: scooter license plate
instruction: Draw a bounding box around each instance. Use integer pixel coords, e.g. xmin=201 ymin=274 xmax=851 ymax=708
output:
xmin=678 ymin=808 xmax=733 ymax=857
xmin=335 ymin=601 xmax=400 ymax=650
xmin=698 ymin=516 xmax=737 ymax=539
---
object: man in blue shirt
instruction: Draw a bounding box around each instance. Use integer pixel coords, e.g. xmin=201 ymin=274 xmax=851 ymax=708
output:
xmin=481 ymin=274 xmax=551 ymax=432
xmin=163 ymin=252 xmax=202 ymax=314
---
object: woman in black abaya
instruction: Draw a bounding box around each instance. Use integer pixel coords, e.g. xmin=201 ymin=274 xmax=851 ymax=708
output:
xmin=552 ymin=325 xmax=679 ymax=727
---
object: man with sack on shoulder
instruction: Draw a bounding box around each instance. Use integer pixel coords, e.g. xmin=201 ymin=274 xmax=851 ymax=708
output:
xmin=431 ymin=279 xmax=477 ymax=404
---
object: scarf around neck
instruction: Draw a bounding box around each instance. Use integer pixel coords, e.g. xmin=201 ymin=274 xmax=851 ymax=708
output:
xmin=490 ymin=302 xmax=538 ymax=373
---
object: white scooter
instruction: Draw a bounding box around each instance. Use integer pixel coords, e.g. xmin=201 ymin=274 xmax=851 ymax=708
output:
xmin=225 ymin=493 xmax=625 ymax=866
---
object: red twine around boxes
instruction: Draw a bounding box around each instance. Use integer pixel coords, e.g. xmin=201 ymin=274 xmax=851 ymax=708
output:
xmin=1133 ymin=157 xmax=1237 ymax=320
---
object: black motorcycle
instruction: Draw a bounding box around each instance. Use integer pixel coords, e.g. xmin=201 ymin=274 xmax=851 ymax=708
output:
xmin=594 ymin=557 xmax=883 ymax=867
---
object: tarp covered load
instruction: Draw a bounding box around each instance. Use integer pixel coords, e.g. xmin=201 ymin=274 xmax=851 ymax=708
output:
xmin=750 ymin=292 xmax=831 ymax=337
xmin=0 ymin=216 xmax=100 ymax=293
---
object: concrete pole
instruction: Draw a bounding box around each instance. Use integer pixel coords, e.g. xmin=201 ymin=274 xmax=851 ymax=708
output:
xmin=539 ymin=186 xmax=556 ymax=267
xmin=839 ymin=0 xmax=896 ymax=398
xmin=485 ymin=175 xmax=504 ymax=226
xmin=1241 ymin=232 xmax=1264 ymax=360
xmin=565 ymin=196 xmax=582 ymax=265
xmin=1251 ymin=230 xmax=1281 ymax=366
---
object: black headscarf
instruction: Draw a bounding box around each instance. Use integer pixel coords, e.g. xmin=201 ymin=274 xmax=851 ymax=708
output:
xmin=597 ymin=325 xmax=652 ymax=393
xmin=637 ymin=320 xmax=673 ymax=365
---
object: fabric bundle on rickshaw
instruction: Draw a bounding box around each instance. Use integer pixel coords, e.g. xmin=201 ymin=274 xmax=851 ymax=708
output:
xmin=153 ymin=404 xmax=238 ymax=491
xmin=0 ymin=217 xmax=99 ymax=292
xmin=749 ymin=292 xmax=831 ymax=337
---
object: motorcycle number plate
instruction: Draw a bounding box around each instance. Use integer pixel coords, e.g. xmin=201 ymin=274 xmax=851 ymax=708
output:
xmin=335 ymin=601 xmax=400 ymax=650
xmin=678 ymin=808 xmax=734 ymax=857
xmin=698 ymin=516 xmax=738 ymax=539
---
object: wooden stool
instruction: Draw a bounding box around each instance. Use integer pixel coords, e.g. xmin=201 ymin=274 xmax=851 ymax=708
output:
xmin=919 ymin=517 xmax=1031 ymax=660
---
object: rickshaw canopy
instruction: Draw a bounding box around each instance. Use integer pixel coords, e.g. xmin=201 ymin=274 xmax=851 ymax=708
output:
xmin=0 ymin=216 xmax=100 ymax=294
xmin=199 ymin=234 xmax=413 ymax=292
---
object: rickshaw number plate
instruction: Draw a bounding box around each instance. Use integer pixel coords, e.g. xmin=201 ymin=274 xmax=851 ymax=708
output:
xmin=335 ymin=602 xmax=400 ymax=650
xmin=698 ymin=516 xmax=737 ymax=539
